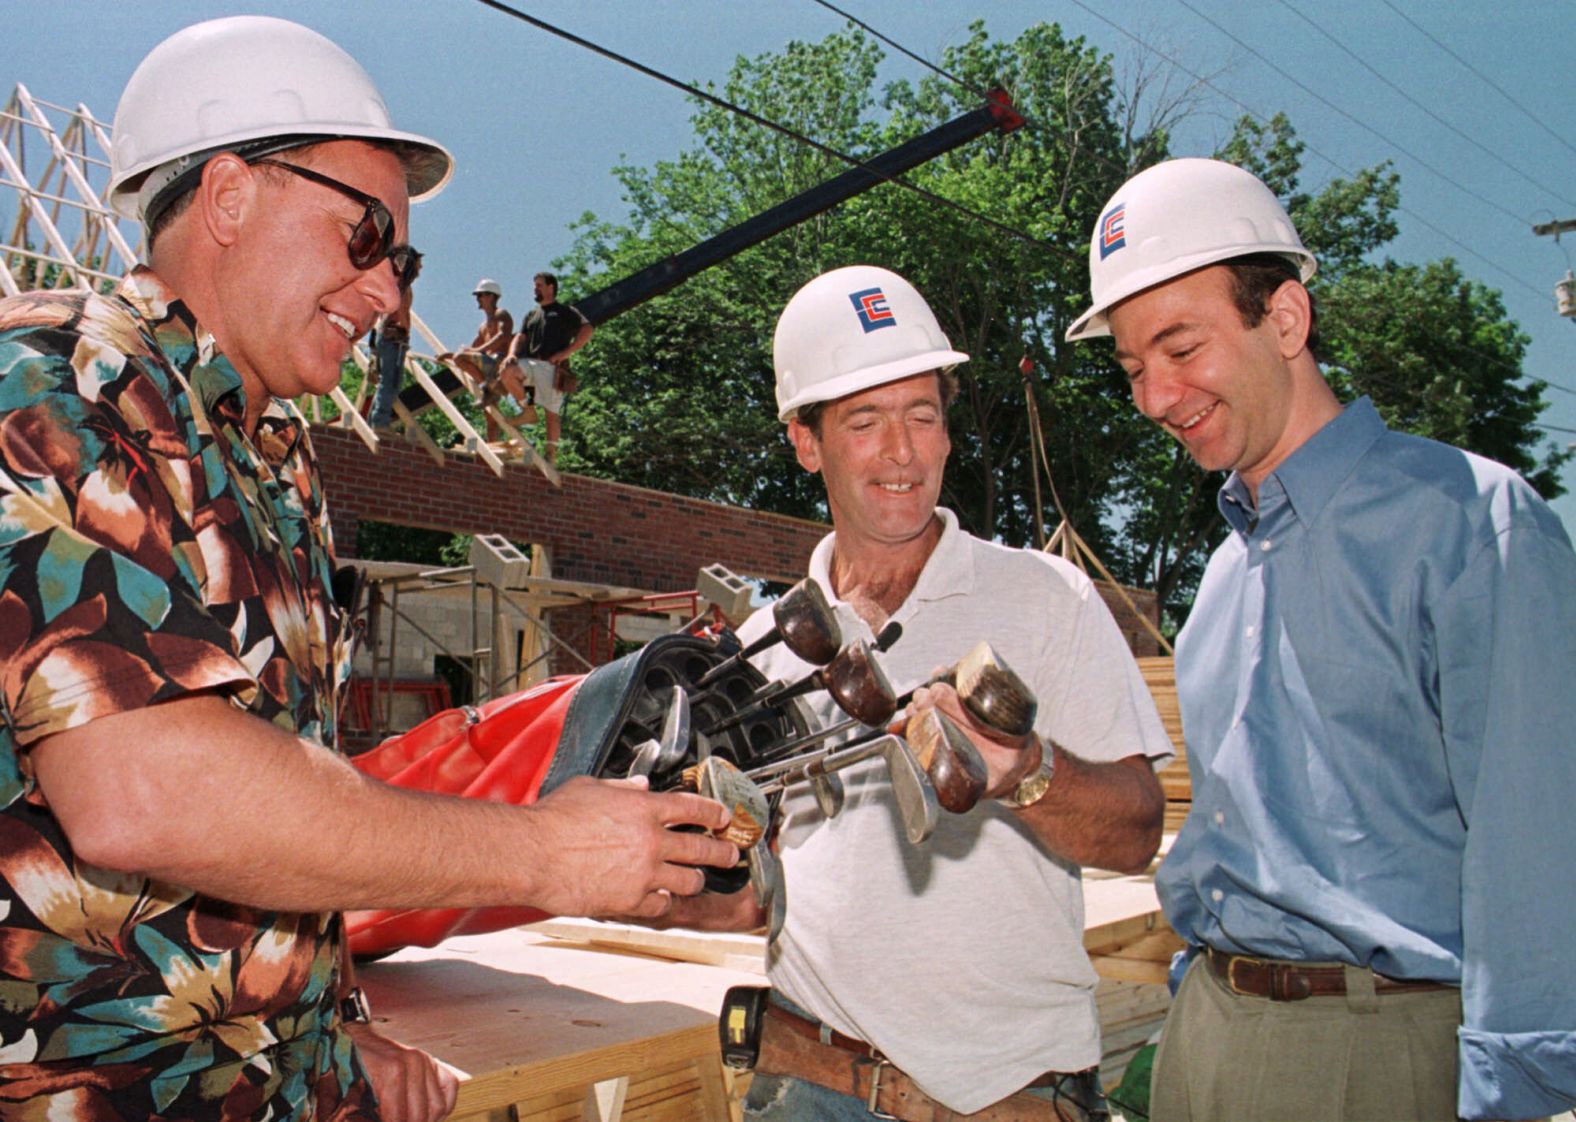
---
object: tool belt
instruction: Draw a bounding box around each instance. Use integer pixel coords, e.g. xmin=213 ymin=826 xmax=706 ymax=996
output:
xmin=755 ymin=1002 xmax=1106 ymax=1122
xmin=1204 ymin=947 xmax=1455 ymax=1002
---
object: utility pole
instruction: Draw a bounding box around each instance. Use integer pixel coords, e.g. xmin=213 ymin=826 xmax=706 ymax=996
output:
xmin=1531 ymin=219 xmax=1576 ymax=317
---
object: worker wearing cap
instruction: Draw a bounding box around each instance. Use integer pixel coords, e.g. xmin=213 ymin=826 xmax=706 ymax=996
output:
xmin=0 ymin=17 xmax=738 ymax=1122
xmin=666 ymin=266 xmax=1173 ymax=1121
xmin=1069 ymin=158 xmax=1576 ymax=1121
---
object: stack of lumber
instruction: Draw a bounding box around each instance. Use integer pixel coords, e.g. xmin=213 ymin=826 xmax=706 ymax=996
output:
xmin=1094 ymin=977 xmax=1170 ymax=1089
xmin=1138 ymin=655 xmax=1192 ymax=833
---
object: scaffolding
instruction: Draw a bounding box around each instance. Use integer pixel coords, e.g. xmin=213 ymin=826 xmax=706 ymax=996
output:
xmin=351 ymin=544 xmax=702 ymax=746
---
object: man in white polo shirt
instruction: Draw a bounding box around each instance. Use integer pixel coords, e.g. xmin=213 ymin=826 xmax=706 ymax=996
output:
xmin=669 ymin=265 xmax=1173 ymax=1121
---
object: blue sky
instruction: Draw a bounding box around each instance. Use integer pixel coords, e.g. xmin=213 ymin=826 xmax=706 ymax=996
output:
xmin=6 ymin=1 xmax=1575 ymax=534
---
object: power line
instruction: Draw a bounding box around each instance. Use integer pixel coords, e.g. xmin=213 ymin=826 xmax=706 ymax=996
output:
xmin=1277 ymin=0 xmax=1576 ymax=210
xmin=808 ymin=0 xmax=1576 ymax=402
xmin=804 ymin=0 xmax=1144 ymax=190
xmin=472 ymin=0 xmax=1059 ymax=253
xmin=808 ymin=0 xmax=986 ymax=100
xmin=1061 ymin=0 xmax=1549 ymax=304
xmin=1381 ymin=0 xmax=1576 ymax=163
xmin=1172 ymin=0 xmax=1539 ymax=235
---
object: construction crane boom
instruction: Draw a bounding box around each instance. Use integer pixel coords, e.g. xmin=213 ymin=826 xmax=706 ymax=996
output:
xmin=402 ymin=90 xmax=1022 ymax=413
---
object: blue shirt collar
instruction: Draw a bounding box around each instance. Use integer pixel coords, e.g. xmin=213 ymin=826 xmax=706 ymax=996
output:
xmin=1219 ymin=397 xmax=1387 ymax=533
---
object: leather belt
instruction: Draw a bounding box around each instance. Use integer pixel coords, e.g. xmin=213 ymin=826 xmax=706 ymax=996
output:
xmin=756 ymin=1004 xmax=1102 ymax=1122
xmin=1205 ymin=947 xmax=1454 ymax=1002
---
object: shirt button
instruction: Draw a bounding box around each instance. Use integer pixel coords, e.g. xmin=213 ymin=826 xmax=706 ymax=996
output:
xmin=1213 ymin=810 xmax=1225 ymax=825
xmin=1244 ymin=625 xmax=1256 ymax=638
xmin=1260 ymin=539 xmax=1273 ymax=552
xmin=1231 ymin=717 xmax=1241 ymax=729
xmin=1211 ymin=888 xmax=1224 ymax=903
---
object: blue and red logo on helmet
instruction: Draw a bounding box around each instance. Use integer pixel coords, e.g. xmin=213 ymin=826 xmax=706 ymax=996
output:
xmin=849 ymin=287 xmax=896 ymax=332
xmin=1099 ymin=202 xmax=1127 ymax=260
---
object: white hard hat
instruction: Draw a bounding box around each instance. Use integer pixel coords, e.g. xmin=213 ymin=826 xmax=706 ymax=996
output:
xmin=773 ymin=265 xmax=968 ymax=422
xmin=108 ymin=16 xmax=453 ymax=223
xmin=1066 ymin=158 xmax=1316 ymax=341
xmin=473 ymin=279 xmax=502 ymax=297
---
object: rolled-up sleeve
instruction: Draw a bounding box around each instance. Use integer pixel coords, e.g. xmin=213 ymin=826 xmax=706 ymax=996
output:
xmin=1440 ymin=516 xmax=1576 ymax=1120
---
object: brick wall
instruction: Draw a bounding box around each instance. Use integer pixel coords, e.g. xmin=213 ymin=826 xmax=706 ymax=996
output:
xmin=315 ymin=427 xmax=825 ymax=588
xmin=313 ymin=427 xmax=1161 ymax=665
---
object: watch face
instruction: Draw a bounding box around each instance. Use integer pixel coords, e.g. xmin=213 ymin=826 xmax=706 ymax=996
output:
xmin=1015 ymin=764 xmax=1053 ymax=807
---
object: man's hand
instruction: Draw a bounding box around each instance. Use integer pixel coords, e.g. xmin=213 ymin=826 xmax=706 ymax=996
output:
xmin=905 ymin=681 xmax=1038 ymax=799
xmin=519 ymin=776 xmax=739 ymax=920
xmin=346 ymin=1024 xmax=458 ymax=1122
xmin=625 ymin=883 xmax=769 ymax=933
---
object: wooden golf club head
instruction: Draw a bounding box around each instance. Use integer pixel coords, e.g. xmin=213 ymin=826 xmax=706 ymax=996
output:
xmin=952 ymin=641 xmax=1037 ymax=739
xmin=820 ymin=640 xmax=897 ymax=726
xmin=694 ymin=579 xmax=843 ymax=690
xmin=905 ymin=708 xmax=989 ymax=814
xmin=742 ymin=638 xmax=895 ymax=729
xmin=773 ymin=578 xmax=842 ymax=665
xmin=695 ymin=756 xmax=770 ymax=850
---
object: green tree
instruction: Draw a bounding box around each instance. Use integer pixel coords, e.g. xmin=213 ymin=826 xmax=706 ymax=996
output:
xmin=559 ymin=22 xmax=1155 ymax=545
xmin=1320 ymin=259 xmax=1571 ymax=496
xmin=555 ymin=29 xmax=1567 ymax=623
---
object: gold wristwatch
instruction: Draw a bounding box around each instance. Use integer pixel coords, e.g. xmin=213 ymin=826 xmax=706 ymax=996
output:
xmin=998 ymin=740 xmax=1055 ymax=809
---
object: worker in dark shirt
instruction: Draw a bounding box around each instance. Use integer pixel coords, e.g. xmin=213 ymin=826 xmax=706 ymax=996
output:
xmin=503 ymin=271 xmax=592 ymax=465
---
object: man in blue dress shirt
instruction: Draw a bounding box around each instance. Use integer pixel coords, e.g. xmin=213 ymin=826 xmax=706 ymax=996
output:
xmin=1068 ymin=157 xmax=1576 ymax=1121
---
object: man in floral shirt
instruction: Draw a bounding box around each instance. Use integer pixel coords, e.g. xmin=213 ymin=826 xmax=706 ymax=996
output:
xmin=0 ymin=17 xmax=737 ymax=1122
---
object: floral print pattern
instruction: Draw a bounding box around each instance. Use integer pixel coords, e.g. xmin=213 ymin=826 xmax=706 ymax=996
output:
xmin=0 ymin=270 xmax=370 ymax=1120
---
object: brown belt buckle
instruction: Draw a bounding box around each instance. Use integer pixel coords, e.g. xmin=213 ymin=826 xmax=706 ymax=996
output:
xmin=1224 ymin=953 xmax=1256 ymax=997
xmin=863 ymin=1056 xmax=899 ymax=1120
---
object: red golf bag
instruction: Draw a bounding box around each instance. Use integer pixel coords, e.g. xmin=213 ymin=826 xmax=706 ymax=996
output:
xmin=344 ymin=631 xmax=806 ymax=957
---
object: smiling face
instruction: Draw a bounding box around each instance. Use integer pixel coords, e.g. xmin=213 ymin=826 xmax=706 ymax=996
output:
xmin=1109 ymin=265 xmax=1311 ymax=491
xmin=211 ymin=140 xmax=409 ymax=413
xmin=789 ymin=371 xmax=950 ymax=554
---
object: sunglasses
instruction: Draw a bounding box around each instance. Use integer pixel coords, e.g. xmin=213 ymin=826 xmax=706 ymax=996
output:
xmin=252 ymin=158 xmax=422 ymax=291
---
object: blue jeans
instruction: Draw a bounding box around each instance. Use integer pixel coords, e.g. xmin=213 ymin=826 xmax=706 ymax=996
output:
xmin=369 ymin=330 xmax=408 ymax=427
xmin=743 ymin=996 xmax=1109 ymax=1120
xmin=743 ymin=1072 xmax=1105 ymax=1120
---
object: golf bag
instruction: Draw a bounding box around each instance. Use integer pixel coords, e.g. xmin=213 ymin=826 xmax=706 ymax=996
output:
xmin=344 ymin=631 xmax=807 ymax=957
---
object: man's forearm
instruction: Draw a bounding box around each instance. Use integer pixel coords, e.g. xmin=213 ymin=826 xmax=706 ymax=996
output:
xmin=1014 ymin=751 xmax=1163 ymax=873
xmin=32 ymin=693 xmax=736 ymax=917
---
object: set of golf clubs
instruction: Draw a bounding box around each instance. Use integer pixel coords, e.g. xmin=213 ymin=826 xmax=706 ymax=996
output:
xmin=618 ymin=578 xmax=1041 ymax=931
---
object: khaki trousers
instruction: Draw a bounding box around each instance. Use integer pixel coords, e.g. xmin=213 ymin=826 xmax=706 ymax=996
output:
xmin=1151 ymin=954 xmax=1462 ymax=1122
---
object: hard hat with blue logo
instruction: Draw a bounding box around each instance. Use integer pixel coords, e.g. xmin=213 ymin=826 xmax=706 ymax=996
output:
xmin=1066 ymin=158 xmax=1316 ymax=341
xmin=773 ymin=265 xmax=969 ymax=422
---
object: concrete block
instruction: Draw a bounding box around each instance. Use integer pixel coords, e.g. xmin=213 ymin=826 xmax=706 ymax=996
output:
xmin=696 ymin=563 xmax=752 ymax=622
xmin=471 ymin=534 xmax=531 ymax=588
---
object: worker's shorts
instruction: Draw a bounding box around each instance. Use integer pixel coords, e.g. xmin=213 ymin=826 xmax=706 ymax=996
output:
xmin=516 ymin=357 xmax=566 ymax=413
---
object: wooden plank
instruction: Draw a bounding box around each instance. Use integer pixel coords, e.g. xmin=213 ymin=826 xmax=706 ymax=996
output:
xmin=360 ymin=930 xmax=759 ymax=1121
xmin=363 ymin=876 xmax=1179 ymax=1118
xmin=525 ymin=919 xmax=767 ymax=974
